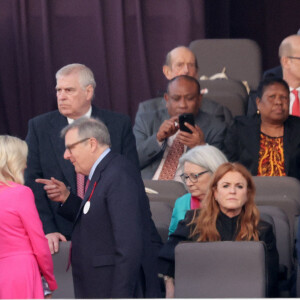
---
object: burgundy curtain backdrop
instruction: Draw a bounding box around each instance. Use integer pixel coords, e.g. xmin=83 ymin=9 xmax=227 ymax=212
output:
xmin=0 ymin=0 xmax=300 ymax=139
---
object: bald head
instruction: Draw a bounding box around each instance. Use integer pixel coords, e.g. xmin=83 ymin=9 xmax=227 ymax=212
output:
xmin=279 ymin=35 xmax=300 ymax=88
xmin=163 ymin=46 xmax=198 ymax=80
xmin=279 ymin=35 xmax=300 ymax=58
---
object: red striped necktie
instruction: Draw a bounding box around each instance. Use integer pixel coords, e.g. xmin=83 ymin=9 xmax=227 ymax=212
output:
xmin=292 ymin=89 xmax=300 ymax=117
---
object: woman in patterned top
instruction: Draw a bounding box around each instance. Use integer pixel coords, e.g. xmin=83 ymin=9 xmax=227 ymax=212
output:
xmin=224 ymin=77 xmax=300 ymax=180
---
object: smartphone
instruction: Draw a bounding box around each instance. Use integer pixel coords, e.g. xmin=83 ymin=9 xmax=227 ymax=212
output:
xmin=179 ymin=113 xmax=195 ymax=133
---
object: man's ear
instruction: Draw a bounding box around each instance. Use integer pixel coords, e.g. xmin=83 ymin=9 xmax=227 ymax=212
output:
xmin=163 ymin=65 xmax=172 ymax=80
xmin=281 ymin=56 xmax=289 ymax=69
xmin=256 ymin=97 xmax=261 ymax=111
xmin=89 ymin=137 xmax=98 ymax=152
xmin=86 ymin=85 xmax=94 ymax=101
xmin=164 ymin=92 xmax=169 ymax=108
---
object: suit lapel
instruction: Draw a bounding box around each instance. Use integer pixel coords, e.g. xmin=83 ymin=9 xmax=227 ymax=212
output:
xmin=73 ymin=151 xmax=117 ymax=224
xmin=49 ymin=113 xmax=76 ymax=191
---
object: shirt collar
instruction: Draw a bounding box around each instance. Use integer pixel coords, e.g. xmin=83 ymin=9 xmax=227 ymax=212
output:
xmin=88 ymin=148 xmax=111 ymax=180
xmin=67 ymin=106 xmax=92 ymax=124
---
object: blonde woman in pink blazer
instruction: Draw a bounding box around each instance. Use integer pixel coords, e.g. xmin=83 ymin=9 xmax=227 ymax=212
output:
xmin=0 ymin=135 xmax=57 ymax=298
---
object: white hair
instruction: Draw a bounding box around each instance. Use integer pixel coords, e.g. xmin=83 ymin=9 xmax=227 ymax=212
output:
xmin=179 ymin=144 xmax=228 ymax=173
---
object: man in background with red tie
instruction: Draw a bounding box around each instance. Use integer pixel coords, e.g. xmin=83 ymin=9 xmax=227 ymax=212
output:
xmin=279 ymin=34 xmax=300 ymax=117
xmin=133 ymin=75 xmax=226 ymax=180
xmin=25 ymin=63 xmax=140 ymax=254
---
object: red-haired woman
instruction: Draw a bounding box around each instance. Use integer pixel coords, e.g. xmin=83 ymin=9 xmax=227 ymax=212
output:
xmin=159 ymin=162 xmax=279 ymax=298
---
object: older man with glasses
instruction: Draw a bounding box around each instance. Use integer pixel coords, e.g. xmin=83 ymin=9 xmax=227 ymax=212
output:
xmin=37 ymin=117 xmax=162 ymax=298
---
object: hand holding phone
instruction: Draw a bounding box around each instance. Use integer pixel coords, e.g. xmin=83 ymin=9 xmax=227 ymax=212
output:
xmin=179 ymin=113 xmax=195 ymax=133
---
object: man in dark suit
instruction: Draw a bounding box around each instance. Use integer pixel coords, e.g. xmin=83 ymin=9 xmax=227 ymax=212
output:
xmin=136 ymin=46 xmax=233 ymax=125
xmin=134 ymin=75 xmax=227 ymax=179
xmin=25 ymin=63 xmax=139 ymax=253
xmin=38 ymin=117 xmax=161 ymax=298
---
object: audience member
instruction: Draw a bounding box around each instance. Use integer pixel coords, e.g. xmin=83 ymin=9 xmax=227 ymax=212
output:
xmin=249 ymin=31 xmax=300 ymax=116
xmin=263 ymin=29 xmax=300 ymax=80
xmin=159 ymin=162 xmax=279 ymax=298
xmin=136 ymin=46 xmax=233 ymax=125
xmin=0 ymin=135 xmax=57 ymax=299
xmin=38 ymin=118 xmax=161 ymax=298
xmin=25 ymin=63 xmax=139 ymax=253
xmin=169 ymin=144 xmax=228 ymax=235
xmin=279 ymin=34 xmax=300 ymax=116
xmin=224 ymin=77 xmax=300 ymax=180
xmin=134 ymin=75 xmax=227 ymax=180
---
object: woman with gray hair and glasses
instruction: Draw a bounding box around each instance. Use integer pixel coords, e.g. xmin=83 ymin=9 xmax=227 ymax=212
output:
xmin=168 ymin=144 xmax=228 ymax=235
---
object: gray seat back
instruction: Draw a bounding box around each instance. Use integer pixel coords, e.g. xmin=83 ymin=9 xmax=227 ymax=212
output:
xmin=189 ymin=38 xmax=262 ymax=90
xmin=201 ymin=79 xmax=248 ymax=117
xmin=253 ymin=176 xmax=300 ymax=207
xmin=52 ymin=241 xmax=74 ymax=299
xmin=175 ymin=241 xmax=266 ymax=298
xmin=149 ymin=201 xmax=173 ymax=243
xmin=143 ymin=179 xmax=187 ymax=207
xmin=258 ymin=205 xmax=293 ymax=276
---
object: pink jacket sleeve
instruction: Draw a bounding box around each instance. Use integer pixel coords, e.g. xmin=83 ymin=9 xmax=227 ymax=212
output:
xmin=19 ymin=186 xmax=58 ymax=291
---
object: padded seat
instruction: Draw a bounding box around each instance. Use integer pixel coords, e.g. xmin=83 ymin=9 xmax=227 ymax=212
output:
xmin=175 ymin=241 xmax=266 ymax=298
xmin=143 ymin=179 xmax=187 ymax=207
xmin=52 ymin=241 xmax=74 ymax=299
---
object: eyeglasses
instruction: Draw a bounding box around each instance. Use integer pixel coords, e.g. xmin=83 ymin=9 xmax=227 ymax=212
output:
xmin=288 ymin=56 xmax=300 ymax=60
xmin=65 ymin=137 xmax=90 ymax=153
xmin=180 ymin=170 xmax=209 ymax=183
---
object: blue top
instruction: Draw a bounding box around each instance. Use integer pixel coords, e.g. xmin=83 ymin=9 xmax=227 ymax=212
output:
xmin=168 ymin=193 xmax=191 ymax=235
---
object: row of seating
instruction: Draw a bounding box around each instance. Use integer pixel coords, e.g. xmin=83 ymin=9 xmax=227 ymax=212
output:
xmin=145 ymin=176 xmax=300 ymax=297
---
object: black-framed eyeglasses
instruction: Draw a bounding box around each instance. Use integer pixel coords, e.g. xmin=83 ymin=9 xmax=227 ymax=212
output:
xmin=288 ymin=56 xmax=300 ymax=60
xmin=180 ymin=170 xmax=209 ymax=183
xmin=65 ymin=137 xmax=90 ymax=153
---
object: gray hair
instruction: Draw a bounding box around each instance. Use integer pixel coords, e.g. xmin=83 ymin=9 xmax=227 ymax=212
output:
xmin=179 ymin=145 xmax=228 ymax=173
xmin=56 ymin=63 xmax=96 ymax=90
xmin=61 ymin=117 xmax=111 ymax=147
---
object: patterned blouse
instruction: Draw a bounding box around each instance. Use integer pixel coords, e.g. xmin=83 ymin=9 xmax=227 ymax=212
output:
xmin=257 ymin=132 xmax=286 ymax=176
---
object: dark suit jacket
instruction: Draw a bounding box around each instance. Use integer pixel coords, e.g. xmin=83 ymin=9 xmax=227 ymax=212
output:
xmin=133 ymin=107 xmax=227 ymax=179
xmin=24 ymin=105 xmax=139 ymax=238
xmin=263 ymin=65 xmax=283 ymax=79
xmin=224 ymin=115 xmax=300 ymax=180
xmin=58 ymin=152 xmax=161 ymax=298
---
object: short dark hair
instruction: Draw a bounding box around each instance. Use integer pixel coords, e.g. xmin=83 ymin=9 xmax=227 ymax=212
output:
xmin=256 ymin=77 xmax=290 ymax=99
xmin=167 ymin=75 xmax=201 ymax=95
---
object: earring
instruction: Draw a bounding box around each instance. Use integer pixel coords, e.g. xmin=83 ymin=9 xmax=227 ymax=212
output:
xmin=257 ymin=109 xmax=260 ymax=115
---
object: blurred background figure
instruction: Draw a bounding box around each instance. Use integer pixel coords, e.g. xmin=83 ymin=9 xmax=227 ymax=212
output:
xmin=159 ymin=162 xmax=279 ymax=298
xmin=0 ymin=135 xmax=57 ymax=299
xmin=225 ymin=77 xmax=300 ymax=180
xmin=169 ymin=144 xmax=228 ymax=235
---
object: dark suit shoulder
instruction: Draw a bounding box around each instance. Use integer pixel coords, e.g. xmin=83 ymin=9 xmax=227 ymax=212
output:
xmin=285 ymin=115 xmax=300 ymax=126
xmin=92 ymin=106 xmax=131 ymax=123
xmin=29 ymin=110 xmax=62 ymax=123
xmin=263 ymin=66 xmax=283 ymax=79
